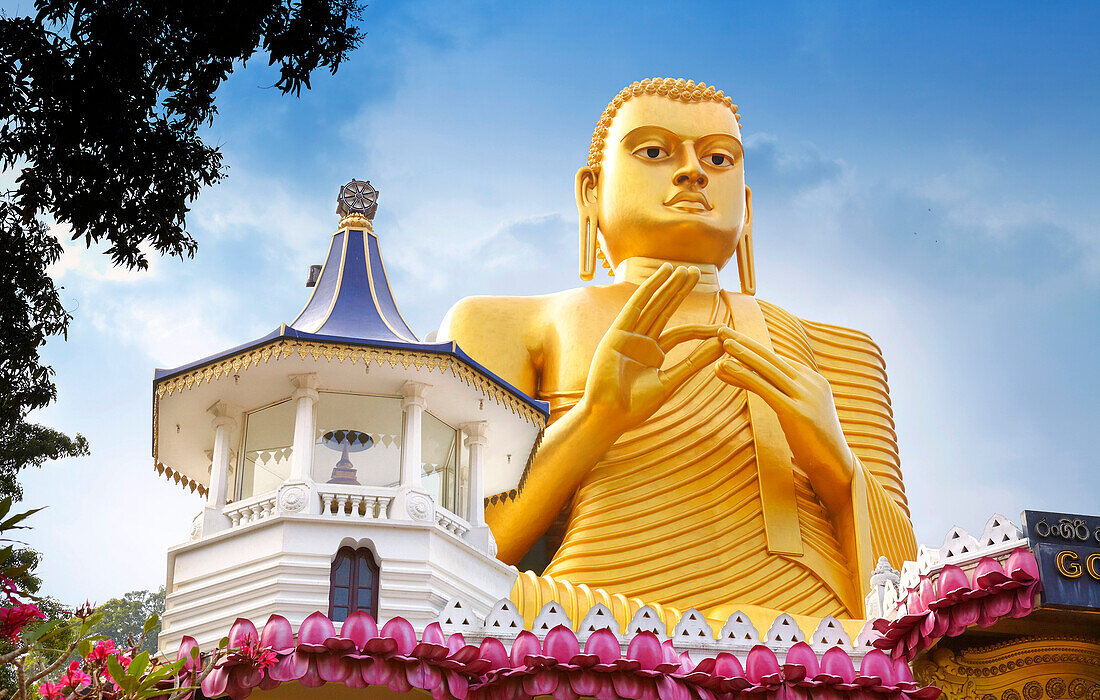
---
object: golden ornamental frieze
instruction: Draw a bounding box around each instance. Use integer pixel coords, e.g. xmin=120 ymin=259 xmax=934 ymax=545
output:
xmin=914 ymin=637 xmax=1100 ymax=700
xmin=153 ymin=339 xmax=547 ymax=428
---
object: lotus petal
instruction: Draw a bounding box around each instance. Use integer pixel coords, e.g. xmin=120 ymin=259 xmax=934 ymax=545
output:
xmin=340 ymin=610 xmax=379 ymax=650
xmin=268 ymin=650 xmax=310 ymax=682
xmin=297 ymin=612 xmax=336 ymax=652
xmin=445 ymin=670 xmax=470 ymax=699
xmin=626 ymin=631 xmax=663 ymax=671
xmin=297 ymin=658 xmax=326 ymax=688
xmin=521 ymin=670 xmax=560 ymax=696
xmin=422 ymin=622 xmax=447 ymax=646
xmin=819 ymin=646 xmax=856 ymax=684
xmin=894 ymin=656 xmax=915 ymax=683
xmin=714 ymin=651 xmax=746 ymax=679
xmin=227 ymin=618 xmax=260 ymax=648
xmin=783 ymin=642 xmax=819 ymax=680
xmin=972 ymin=557 xmax=1009 ymax=589
xmin=1006 ymin=548 xmax=1039 ymax=582
xmin=201 ymin=666 xmax=229 ymax=698
xmin=316 ymin=653 xmax=353 ymax=683
xmin=979 ymin=591 xmax=1013 ymax=624
xmin=380 ymin=617 xmax=419 ymax=655
xmin=446 ymin=632 xmax=467 ymax=654
xmin=938 ymin=566 xmax=971 ymax=601
xmin=510 ymin=629 xmax=542 ymax=666
xmin=552 ymin=678 xmax=580 ymax=700
xmin=611 ymin=673 xmax=647 ymax=699
xmin=259 ymin=615 xmax=295 ymax=653
xmin=746 ymin=645 xmax=782 ymax=685
xmin=584 ymin=628 xmax=622 ymax=664
xmin=544 ymin=625 xmax=580 ymax=662
xmin=947 ymin=599 xmax=980 ymax=636
xmin=858 ymin=649 xmax=895 ymax=685
xmin=478 ymin=637 xmax=510 ymax=670
xmin=408 ymin=662 xmax=444 ymax=690
xmin=570 ymin=670 xmax=605 ymax=696
xmin=177 ymin=636 xmax=201 ymax=672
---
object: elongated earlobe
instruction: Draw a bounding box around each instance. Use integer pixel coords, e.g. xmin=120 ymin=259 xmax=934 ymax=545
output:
xmin=576 ymin=168 xmax=599 ymax=281
xmin=737 ymin=185 xmax=756 ymax=295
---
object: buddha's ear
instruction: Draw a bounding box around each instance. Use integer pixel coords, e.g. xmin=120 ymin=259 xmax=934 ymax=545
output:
xmin=736 ymin=185 xmax=756 ymax=295
xmin=576 ymin=167 xmax=599 ymax=281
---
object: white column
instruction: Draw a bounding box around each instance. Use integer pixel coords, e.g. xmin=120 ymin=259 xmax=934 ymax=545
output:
xmin=201 ymin=401 xmax=236 ymax=536
xmin=462 ymin=422 xmax=489 ymax=528
xmin=399 ymin=381 xmax=430 ymax=487
xmin=289 ymin=373 xmax=319 ymax=482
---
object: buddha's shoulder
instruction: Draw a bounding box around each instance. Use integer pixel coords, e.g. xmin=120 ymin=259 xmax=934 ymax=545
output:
xmin=755 ymin=297 xmax=886 ymax=367
xmin=441 ymin=285 xmax=625 ymax=336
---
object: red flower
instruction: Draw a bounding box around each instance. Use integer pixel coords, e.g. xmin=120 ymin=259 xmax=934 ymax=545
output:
xmin=59 ymin=661 xmax=91 ymax=689
xmin=88 ymin=640 xmax=117 ymax=661
xmin=37 ymin=683 xmax=64 ymax=699
xmin=0 ymin=602 xmax=45 ymax=641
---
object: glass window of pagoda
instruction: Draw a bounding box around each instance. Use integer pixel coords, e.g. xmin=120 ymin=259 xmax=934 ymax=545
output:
xmin=329 ymin=546 xmax=380 ymax=621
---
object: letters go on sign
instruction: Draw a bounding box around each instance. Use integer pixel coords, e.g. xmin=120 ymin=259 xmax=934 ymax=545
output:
xmin=1022 ymin=510 xmax=1100 ymax=611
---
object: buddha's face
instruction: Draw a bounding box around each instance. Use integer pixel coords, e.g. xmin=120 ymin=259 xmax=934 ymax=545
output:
xmin=582 ymin=95 xmax=747 ymax=270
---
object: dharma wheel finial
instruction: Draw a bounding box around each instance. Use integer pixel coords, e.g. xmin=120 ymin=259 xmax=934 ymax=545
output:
xmin=336 ymin=179 xmax=379 ymax=224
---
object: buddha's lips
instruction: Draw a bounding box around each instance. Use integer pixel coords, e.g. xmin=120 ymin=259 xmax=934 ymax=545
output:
xmin=664 ymin=190 xmax=711 ymax=210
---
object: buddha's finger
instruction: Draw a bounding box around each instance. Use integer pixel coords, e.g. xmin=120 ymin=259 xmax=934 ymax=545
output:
xmin=635 ymin=266 xmax=696 ymax=336
xmin=715 ymin=359 xmax=792 ymax=411
xmin=721 ymin=339 xmax=798 ymax=397
xmin=657 ymin=324 xmax=724 ymax=353
xmin=639 ymin=266 xmax=700 ymax=338
xmin=660 ymin=337 xmax=724 ymax=391
xmin=718 ymin=328 xmax=799 ymax=379
xmin=610 ymin=263 xmax=674 ymax=332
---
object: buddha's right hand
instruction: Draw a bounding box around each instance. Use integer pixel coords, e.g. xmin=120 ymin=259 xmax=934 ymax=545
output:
xmin=578 ymin=263 xmax=725 ymax=436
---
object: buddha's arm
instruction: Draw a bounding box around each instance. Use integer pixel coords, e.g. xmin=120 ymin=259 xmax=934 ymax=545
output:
xmin=440 ymin=265 xmax=724 ymax=564
xmin=438 ymin=294 xmax=615 ymax=563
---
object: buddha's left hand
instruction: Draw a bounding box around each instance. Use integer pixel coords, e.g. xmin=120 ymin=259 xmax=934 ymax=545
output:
xmin=714 ymin=328 xmax=856 ymax=506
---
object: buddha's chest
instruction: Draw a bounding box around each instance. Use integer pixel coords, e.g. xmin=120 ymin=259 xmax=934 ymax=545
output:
xmin=538 ymin=291 xmax=736 ymax=396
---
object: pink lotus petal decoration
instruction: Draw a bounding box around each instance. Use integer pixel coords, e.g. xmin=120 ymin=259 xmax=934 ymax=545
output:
xmin=175 ymin=608 xmax=942 ymax=700
xmin=872 ymin=547 xmax=1041 ymax=661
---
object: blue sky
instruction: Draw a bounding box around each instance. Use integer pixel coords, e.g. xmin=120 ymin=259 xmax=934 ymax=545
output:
xmin=10 ymin=1 xmax=1098 ymax=604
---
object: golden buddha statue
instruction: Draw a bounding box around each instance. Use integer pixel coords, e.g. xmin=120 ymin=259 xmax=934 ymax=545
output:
xmin=439 ymin=78 xmax=916 ymax=626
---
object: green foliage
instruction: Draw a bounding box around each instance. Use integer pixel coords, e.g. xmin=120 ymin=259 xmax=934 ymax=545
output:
xmin=93 ymin=588 xmax=165 ymax=656
xmin=0 ymin=0 xmax=365 ymax=530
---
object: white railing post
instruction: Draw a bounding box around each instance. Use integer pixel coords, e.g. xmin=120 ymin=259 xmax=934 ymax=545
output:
xmin=201 ymin=401 xmax=236 ymax=536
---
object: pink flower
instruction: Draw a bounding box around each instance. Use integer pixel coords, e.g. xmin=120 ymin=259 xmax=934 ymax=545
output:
xmin=88 ymin=639 xmax=117 ymax=661
xmin=0 ymin=602 xmax=45 ymax=641
xmin=59 ymin=661 xmax=92 ymax=689
xmin=37 ymin=683 xmax=64 ymax=699
xmin=239 ymin=636 xmax=278 ymax=672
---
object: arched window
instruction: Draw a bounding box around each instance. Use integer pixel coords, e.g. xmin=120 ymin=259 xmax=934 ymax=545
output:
xmin=329 ymin=547 xmax=380 ymax=621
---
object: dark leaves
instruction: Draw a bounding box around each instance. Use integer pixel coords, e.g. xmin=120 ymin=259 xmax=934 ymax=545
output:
xmin=0 ymin=0 xmax=363 ymax=502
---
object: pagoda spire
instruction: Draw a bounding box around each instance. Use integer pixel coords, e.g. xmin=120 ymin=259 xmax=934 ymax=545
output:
xmin=288 ymin=180 xmax=417 ymax=343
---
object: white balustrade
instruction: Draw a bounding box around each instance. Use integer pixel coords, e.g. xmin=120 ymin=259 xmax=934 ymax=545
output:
xmin=317 ymin=486 xmax=394 ymax=519
xmin=224 ymin=494 xmax=277 ymax=528
xmin=435 ymin=507 xmax=471 ymax=538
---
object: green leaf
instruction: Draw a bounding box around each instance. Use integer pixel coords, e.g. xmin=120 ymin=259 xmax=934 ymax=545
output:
xmin=128 ymin=650 xmax=150 ymax=680
xmin=219 ymin=636 xmax=229 ymax=649
xmin=21 ymin=618 xmax=64 ymax=644
xmin=142 ymin=614 xmax=159 ymax=635
xmin=107 ymin=653 xmax=128 ymax=687
xmin=77 ymin=639 xmax=92 ymax=658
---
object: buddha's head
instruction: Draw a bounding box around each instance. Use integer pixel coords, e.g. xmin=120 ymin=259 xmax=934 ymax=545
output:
xmin=577 ymin=78 xmax=755 ymax=293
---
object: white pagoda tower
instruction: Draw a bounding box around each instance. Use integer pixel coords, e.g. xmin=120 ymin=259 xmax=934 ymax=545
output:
xmin=152 ymin=180 xmax=547 ymax=651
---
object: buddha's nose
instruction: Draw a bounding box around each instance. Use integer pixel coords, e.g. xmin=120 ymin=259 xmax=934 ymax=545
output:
xmin=673 ymin=146 xmax=708 ymax=189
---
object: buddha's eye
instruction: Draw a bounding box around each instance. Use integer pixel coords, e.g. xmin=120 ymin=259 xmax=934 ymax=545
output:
xmin=633 ymin=145 xmax=669 ymax=160
xmin=704 ymin=153 xmax=735 ymax=167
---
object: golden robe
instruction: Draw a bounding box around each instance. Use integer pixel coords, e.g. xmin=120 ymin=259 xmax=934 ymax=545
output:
xmin=516 ymin=297 xmax=916 ymax=622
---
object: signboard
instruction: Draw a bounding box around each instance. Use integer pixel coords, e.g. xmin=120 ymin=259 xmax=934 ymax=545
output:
xmin=1021 ymin=510 xmax=1100 ymax=611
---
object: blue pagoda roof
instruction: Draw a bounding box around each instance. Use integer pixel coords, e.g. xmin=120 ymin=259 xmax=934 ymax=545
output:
xmin=152 ymin=218 xmax=548 ymax=420
xmin=290 ymin=227 xmax=417 ymax=342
